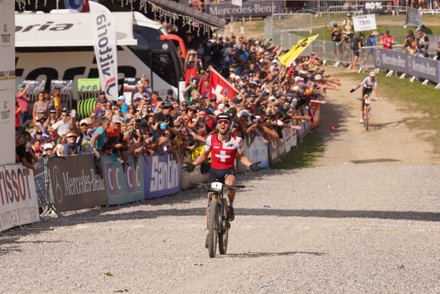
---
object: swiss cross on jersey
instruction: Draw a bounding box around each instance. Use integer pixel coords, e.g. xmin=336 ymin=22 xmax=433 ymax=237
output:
xmin=205 ymin=134 xmax=243 ymax=169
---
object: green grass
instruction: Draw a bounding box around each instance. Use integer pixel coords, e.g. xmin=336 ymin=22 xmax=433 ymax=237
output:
xmin=273 ymin=132 xmax=325 ymax=169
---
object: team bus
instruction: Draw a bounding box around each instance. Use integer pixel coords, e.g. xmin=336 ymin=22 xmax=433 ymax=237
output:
xmin=15 ymin=10 xmax=183 ymax=99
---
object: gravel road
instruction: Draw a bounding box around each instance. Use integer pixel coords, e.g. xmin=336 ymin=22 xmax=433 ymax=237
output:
xmin=1 ymin=68 xmax=440 ymax=293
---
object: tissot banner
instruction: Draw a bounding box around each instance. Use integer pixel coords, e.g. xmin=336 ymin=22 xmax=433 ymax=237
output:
xmin=144 ymin=154 xmax=181 ymax=199
xmin=48 ymin=155 xmax=107 ymax=212
xmin=0 ymin=0 xmax=15 ymax=166
xmin=0 ymin=164 xmax=39 ymax=232
xmin=89 ymin=1 xmax=118 ymax=101
xmin=207 ymin=0 xmax=283 ymax=18
xmin=101 ymin=154 xmax=144 ymax=205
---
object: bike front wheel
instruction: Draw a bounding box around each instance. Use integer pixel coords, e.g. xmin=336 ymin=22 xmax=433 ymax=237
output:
xmin=218 ymin=198 xmax=229 ymax=255
xmin=364 ymin=108 xmax=369 ymax=131
xmin=208 ymin=199 xmax=219 ymax=258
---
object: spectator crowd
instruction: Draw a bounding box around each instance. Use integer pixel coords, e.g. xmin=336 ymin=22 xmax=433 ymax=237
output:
xmin=15 ymin=34 xmax=337 ymax=173
xmin=330 ymin=13 xmax=440 ymax=70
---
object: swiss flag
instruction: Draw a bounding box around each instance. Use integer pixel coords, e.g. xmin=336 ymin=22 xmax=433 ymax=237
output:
xmin=209 ymin=67 xmax=237 ymax=101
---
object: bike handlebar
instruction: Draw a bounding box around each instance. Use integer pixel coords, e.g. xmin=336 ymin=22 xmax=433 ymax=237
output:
xmin=194 ymin=183 xmax=246 ymax=190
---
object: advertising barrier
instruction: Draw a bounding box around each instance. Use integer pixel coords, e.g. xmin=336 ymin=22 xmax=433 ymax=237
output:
xmin=47 ymin=155 xmax=107 ymax=212
xmin=373 ymin=48 xmax=440 ymax=83
xmin=244 ymin=135 xmax=270 ymax=169
xmin=0 ymin=164 xmax=40 ymax=232
xmin=206 ymin=0 xmax=284 ymax=18
xmin=34 ymin=157 xmax=51 ymax=207
xmin=144 ymin=154 xmax=181 ymax=199
xmin=102 ymin=155 xmax=144 ymax=205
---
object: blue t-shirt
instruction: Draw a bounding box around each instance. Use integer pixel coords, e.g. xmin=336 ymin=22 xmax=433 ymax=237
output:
xmin=92 ymin=126 xmax=107 ymax=151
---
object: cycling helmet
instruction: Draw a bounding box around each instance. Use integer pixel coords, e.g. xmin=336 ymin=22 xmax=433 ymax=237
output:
xmin=216 ymin=112 xmax=232 ymax=123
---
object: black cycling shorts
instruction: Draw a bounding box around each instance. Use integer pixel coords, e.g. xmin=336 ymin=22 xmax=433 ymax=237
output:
xmin=208 ymin=167 xmax=236 ymax=183
xmin=362 ymin=87 xmax=373 ymax=96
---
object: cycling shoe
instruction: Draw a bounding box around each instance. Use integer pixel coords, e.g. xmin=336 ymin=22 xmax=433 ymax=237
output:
xmin=227 ymin=206 xmax=235 ymax=221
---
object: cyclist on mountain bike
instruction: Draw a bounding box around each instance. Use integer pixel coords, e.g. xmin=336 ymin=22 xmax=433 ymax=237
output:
xmin=350 ymin=71 xmax=379 ymax=123
xmin=183 ymin=112 xmax=261 ymax=221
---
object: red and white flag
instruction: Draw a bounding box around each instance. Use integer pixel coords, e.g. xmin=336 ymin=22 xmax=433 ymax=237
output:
xmin=209 ymin=68 xmax=237 ymax=101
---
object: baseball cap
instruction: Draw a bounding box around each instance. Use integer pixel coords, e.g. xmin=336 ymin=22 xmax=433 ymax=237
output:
xmin=43 ymin=143 xmax=53 ymax=150
xmin=118 ymin=95 xmax=126 ymax=101
xmin=17 ymin=83 xmax=25 ymax=89
xmin=80 ymin=119 xmax=89 ymax=126
xmin=370 ymin=71 xmax=376 ymax=77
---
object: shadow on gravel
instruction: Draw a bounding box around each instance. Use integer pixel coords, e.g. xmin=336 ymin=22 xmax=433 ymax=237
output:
xmin=227 ymin=251 xmax=324 ymax=258
xmin=238 ymin=208 xmax=440 ymax=222
xmin=351 ymin=158 xmax=400 ymax=164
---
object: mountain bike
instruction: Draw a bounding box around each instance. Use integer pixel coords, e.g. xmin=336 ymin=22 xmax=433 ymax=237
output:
xmin=363 ymin=94 xmax=371 ymax=131
xmin=203 ymin=182 xmax=245 ymax=258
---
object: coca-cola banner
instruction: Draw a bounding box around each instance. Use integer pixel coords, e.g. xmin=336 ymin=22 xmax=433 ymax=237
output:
xmin=0 ymin=164 xmax=39 ymax=232
xmin=373 ymin=48 xmax=440 ymax=83
xmin=144 ymin=154 xmax=181 ymax=199
xmin=206 ymin=0 xmax=284 ymax=18
xmin=47 ymin=155 xmax=107 ymax=212
xmin=101 ymin=154 xmax=144 ymax=205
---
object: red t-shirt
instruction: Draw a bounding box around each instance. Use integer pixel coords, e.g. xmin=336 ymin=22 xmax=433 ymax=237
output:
xmin=381 ymin=35 xmax=394 ymax=49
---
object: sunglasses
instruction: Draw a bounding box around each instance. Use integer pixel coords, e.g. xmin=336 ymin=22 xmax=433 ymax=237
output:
xmin=217 ymin=119 xmax=230 ymax=125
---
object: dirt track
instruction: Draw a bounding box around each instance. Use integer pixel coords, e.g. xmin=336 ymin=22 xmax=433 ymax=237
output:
xmin=1 ymin=67 xmax=440 ymax=293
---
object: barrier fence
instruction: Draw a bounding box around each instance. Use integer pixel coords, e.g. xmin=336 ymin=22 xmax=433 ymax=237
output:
xmin=265 ymin=25 xmax=440 ymax=87
xmin=1 ymin=112 xmax=318 ymax=232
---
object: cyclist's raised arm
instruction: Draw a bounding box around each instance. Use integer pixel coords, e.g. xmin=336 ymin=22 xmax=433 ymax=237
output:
xmin=238 ymin=152 xmax=252 ymax=167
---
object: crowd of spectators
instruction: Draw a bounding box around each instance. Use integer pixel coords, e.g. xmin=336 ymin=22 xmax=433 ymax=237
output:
xmin=330 ymin=13 xmax=440 ymax=70
xmin=15 ymin=34 xmax=337 ymax=173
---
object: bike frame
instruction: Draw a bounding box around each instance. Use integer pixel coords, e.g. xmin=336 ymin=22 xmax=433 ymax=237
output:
xmin=363 ymin=97 xmax=371 ymax=130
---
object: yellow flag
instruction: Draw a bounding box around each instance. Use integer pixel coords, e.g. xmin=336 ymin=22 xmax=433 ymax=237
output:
xmin=277 ymin=35 xmax=319 ymax=67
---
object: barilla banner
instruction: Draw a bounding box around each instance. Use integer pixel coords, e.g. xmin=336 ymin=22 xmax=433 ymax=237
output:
xmin=101 ymin=154 xmax=144 ymax=205
xmin=244 ymin=136 xmax=269 ymax=169
xmin=48 ymin=155 xmax=107 ymax=212
xmin=0 ymin=164 xmax=40 ymax=232
xmin=89 ymin=1 xmax=118 ymax=101
xmin=144 ymin=154 xmax=181 ymax=199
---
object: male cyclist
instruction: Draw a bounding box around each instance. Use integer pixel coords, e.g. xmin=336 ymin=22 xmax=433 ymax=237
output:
xmin=350 ymin=71 xmax=379 ymax=123
xmin=183 ymin=113 xmax=260 ymax=221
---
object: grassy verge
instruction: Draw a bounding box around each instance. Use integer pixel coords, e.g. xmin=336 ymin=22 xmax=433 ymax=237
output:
xmin=273 ymin=132 xmax=325 ymax=169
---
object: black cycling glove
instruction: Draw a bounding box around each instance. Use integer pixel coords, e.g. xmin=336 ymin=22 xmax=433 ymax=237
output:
xmin=249 ymin=162 xmax=261 ymax=172
xmin=183 ymin=162 xmax=196 ymax=173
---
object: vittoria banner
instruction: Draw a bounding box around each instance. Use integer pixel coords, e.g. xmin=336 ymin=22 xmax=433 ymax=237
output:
xmin=89 ymin=1 xmax=118 ymax=101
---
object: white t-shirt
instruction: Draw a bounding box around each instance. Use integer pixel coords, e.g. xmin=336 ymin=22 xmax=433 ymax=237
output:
xmin=51 ymin=120 xmax=71 ymax=137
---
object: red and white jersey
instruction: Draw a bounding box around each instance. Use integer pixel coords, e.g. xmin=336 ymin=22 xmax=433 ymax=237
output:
xmin=205 ymin=134 xmax=244 ymax=169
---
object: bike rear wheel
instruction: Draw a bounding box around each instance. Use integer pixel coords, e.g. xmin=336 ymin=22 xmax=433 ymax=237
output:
xmin=218 ymin=198 xmax=229 ymax=255
xmin=208 ymin=199 xmax=219 ymax=258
